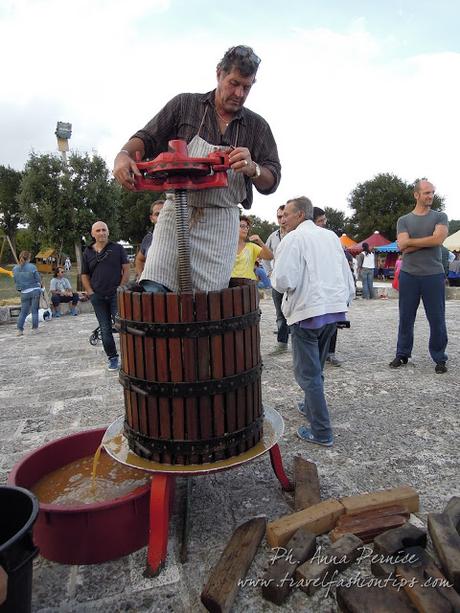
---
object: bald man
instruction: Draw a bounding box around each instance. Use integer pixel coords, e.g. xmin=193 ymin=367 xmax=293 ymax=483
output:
xmin=390 ymin=180 xmax=449 ymax=373
xmin=81 ymin=221 xmax=130 ymax=370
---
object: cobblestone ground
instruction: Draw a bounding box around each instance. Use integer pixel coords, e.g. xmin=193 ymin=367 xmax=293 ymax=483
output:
xmin=1 ymin=296 xmax=459 ymax=612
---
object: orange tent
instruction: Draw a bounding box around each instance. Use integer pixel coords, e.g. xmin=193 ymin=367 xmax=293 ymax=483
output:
xmin=339 ymin=233 xmax=358 ymax=249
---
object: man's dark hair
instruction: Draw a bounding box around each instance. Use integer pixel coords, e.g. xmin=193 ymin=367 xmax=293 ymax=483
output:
xmin=313 ymin=207 xmax=325 ymax=221
xmin=288 ymin=196 xmax=313 ymax=221
xmin=217 ymin=45 xmax=261 ymax=77
xmin=150 ymin=199 xmax=165 ymax=215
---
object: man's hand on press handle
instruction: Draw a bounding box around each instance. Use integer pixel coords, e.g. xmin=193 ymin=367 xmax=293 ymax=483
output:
xmin=113 ymin=151 xmax=141 ymax=191
xmin=228 ymin=147 xmax=259 ymax=178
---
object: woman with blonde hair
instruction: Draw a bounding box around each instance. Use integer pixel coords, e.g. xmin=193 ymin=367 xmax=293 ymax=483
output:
xmin=12 ymin=251 xmax=42 ymax=336
xmin=230 ymin=215 xmax=273 ymax=285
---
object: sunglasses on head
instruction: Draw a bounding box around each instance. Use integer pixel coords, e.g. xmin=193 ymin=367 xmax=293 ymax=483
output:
xmin=227 ymin=45 xmax=261 ymax=66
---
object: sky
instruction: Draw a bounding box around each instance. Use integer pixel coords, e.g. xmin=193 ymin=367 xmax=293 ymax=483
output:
xmin=1 ymin=0 xmax=459 ymax=230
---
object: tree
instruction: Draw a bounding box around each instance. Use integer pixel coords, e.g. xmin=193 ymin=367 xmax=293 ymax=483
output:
xmin=19 ymin=152 xmax=120 ymax=269
xmin=323 ymin=207 xmax=348 ymax=236
xmin=15 ymin=228 xmax=38 ymax=255
xmin=0 ymin=165 xmax=23 ymax=255
xmin=245 ymin=214 xmax=277 ymax=242
xmin=449 ymin=220 xmax=460 ymax=235
xmin=117 ymin=190 xmax=164 ymax=246
xmin=348 ymin=174 xmax=445 ymax=241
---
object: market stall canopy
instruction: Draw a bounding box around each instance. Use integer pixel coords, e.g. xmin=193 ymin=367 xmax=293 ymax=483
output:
xmin=339 ymin=233 xmax=358 ymax=248
xmin=444 ymin=229 xmax=460 ymax=251
xmin=348 ymin=231 xmax=391 ymax=255
xmin=374 ymin=241 xmax=399 ymax=253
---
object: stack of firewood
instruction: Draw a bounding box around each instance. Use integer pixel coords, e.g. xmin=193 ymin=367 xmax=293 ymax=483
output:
xmin=200 ymin=456 xmax=460 ymax=612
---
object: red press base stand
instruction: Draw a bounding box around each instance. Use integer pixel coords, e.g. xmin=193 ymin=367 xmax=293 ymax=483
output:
xmin=145 ymin=443 xmax=293 ymax=576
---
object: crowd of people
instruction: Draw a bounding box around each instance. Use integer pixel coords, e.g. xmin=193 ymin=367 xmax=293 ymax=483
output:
xmin=12 ymin=253 xmax=81 ymax=335
xmin=10 ymin=46 xmax=451 ymax=450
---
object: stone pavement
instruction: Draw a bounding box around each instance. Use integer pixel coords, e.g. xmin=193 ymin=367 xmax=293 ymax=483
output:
xmin=0 ymin=297 xmax=459 ymax=612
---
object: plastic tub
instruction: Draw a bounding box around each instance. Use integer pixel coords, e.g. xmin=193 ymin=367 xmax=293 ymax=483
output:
xmin=8 ymin=429 xmax=150 ymax=564
xmin=0 ymin=485 xmax=39 ymax=613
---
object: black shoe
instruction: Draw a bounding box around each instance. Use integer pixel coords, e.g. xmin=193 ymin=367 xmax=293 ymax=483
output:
xmin=435 ymin=361 xmax=447 ymax=374
xmin=389 ymin=357 xmax=408 ymax=368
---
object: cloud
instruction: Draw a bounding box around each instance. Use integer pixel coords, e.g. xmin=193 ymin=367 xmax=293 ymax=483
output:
xmin=1 ymin=3 xmax=458 ymax=227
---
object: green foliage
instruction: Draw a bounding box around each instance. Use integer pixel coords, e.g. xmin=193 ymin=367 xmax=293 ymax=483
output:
xmin=15 ymin=228 xmax=38 ymax=256
xmin=323 ymin=207 xmax=348 ymax=236
xmin=18 ymin=151 xmax=120 ymax=256
xmin=244 ymin=214 xmax=277 ymax=242
xmin=117 ymin=190 xmax=164 ymax=245
xmin=449 ymin=219 xmax=460 ymax=235
xmin=347 ymin=173 xmax=445 ymax=241
xmin=64 ymin=152 xmax=121 ymax=244
xmin=0 ymin=165 xmax=24 ymax=248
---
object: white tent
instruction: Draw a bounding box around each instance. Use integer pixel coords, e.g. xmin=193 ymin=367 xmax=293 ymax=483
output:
xmin=444 ymin=229 xmax=460 ymax=251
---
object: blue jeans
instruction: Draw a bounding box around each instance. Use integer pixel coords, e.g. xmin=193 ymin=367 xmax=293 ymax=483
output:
xmin=272 ymin=288 xmax=289 ymax=344
xmin=396 ymin=271 xmax=447 ymax=364
xmin=51 ymin=293 xmax=79 ymax=307
xmin=90 ymin=293 xmax=118 ymax=359
xmin=290 ymin=322 xmax=337 ymax=440
xmin=17 ymin=289 xmax=41 ymax=330
xmin=361 ymin=268 xmax=374 ymax=299
xmin=140 ymin=280 xmax=170 ymax=293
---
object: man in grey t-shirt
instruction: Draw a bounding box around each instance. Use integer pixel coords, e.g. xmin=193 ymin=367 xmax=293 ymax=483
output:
xmin=389 ymin=180 xmax=449 ymax=373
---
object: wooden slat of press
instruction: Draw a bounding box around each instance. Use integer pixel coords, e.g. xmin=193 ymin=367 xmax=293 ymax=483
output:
xmin=153 ymin=293 xmax=171 ymax=465
xmin=232 ymin=287 xmax=246 ymax=454
xmin=249 ymin=284 xmax=260 ymax=447
xmin=254 ymin=281 xmax=262 ymax=432
xmin=249 ymin=283 xmax=258 ymax=368
xmin=118 ymin=290 xmax=132 ymax=426
xmin=124 ymin=291 xmax=139 ymax=433
xmin=221 ymin=288 xmax=236 ymax=454
xmin=141 ymin=292 xmax=160 ymax=461
xmin=117 ymin=289 xmax=128 ymax=375
xmin=241 ymin=285 xmax=254 ymax=441
xmin=208 ymin=291 xmax=225 ymax=460
xmin=132 ymin=292 xmax=145 ymax=380
xmin=195 ymin=292 xmax=212 ymax=463
xmin=181 ymin=293 xmax=199 ymax=464
xmin=256 ymin=376 xmax=263 ymax=446
xmin=167 ymin=293 xmax=184 ymax=465
xmin=123 ymin=389 xmax=133 ymax=431
xmin=132 ymin=292 xmax=148 ymax=437
xmin=254 ymin=282 xmax=261 ymax=361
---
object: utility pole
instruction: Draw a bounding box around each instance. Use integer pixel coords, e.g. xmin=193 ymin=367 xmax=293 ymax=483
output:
xmin=55 ymin=121 xmax=72 ymax=164
xmin=55 ymin=122 xmax=83 ymax=288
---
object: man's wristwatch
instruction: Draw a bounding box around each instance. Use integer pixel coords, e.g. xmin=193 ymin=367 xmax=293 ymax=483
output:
xmin=251 ymin=162 xmax=261 ymax=179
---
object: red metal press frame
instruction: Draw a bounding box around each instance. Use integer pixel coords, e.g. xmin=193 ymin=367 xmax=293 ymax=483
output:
xmin=146 ymin=445 xmax=293 ymax=576
xmin=133 ymin=139 xmax=231 ymax=192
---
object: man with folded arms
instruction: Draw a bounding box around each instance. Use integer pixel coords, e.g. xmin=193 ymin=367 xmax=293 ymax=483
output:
xmin=389 ymin=180 xmax=449 ymax=374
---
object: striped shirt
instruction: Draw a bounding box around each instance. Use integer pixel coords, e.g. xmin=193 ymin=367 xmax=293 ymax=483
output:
xmin=132 ymin=90 xmax=281 ymax=209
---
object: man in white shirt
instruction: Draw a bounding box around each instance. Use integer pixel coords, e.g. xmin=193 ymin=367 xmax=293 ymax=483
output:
xmin=272 ymin=197 xmax=355 ymax=447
